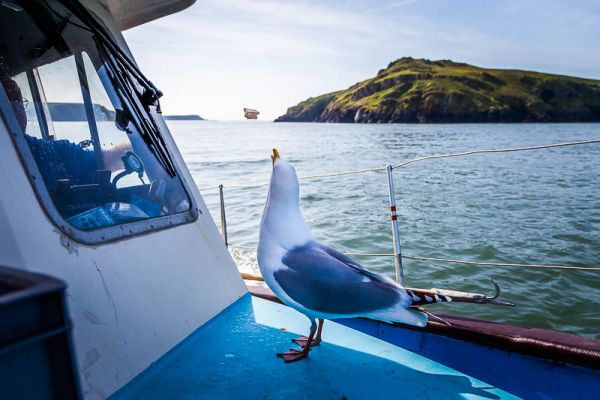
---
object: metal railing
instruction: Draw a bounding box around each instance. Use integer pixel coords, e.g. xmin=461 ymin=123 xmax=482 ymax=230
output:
xmin=209 ymin=138 xmax=600 ymax=280
xmin=385 ymin=165 xmax=404 ymax=284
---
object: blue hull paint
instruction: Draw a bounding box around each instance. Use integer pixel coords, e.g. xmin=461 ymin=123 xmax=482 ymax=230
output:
xmin=337 ymin=317 xmax=600 ymax=399
xmin=111 ymin=294 xmax=520 ymax=399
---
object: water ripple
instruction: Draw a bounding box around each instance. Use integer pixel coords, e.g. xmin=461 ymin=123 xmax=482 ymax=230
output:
xmin=172 ymin=121 xmax=600 ymax=339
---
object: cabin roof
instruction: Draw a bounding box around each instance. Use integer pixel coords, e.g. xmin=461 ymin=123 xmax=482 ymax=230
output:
xmin=109 ymin=294 xmax=515 ymax=399
xmin=107 ymin=0 xmax=196 ymax=30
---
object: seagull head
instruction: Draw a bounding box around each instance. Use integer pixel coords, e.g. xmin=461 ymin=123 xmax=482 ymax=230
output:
xmin=269 ymin=148 xmax=300 ymax=206
xmin=260 ymin=149 xmax=312 ymax=249
xmin=271 ymin=148 xmax=280 ymax=165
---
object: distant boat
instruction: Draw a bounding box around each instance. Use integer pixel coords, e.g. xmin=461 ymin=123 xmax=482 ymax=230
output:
xmin=244 ymin=108 xmax=259 ymax=120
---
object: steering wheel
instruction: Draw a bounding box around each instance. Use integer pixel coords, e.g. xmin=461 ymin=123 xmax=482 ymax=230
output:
xmin=112 ymin=151 xmax=146 ymax=187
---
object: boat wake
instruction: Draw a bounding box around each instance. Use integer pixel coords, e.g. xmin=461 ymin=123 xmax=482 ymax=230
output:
xmin=229 ymin=246 xmax=261 ymax=276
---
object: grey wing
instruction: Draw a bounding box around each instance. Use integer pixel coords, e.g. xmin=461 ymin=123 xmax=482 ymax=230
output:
xmin=274 ymin=243 xmax=402 ymax=315
xmin=317 ymin=243 xmax=396 ymax=285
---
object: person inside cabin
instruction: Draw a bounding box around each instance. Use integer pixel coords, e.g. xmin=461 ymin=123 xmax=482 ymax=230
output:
xmin=0 ymin=62 xmax=130 ymax=190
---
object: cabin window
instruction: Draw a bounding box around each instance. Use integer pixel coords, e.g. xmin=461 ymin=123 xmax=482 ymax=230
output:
xmin=0 ymin=0 xmax=196 ymax=243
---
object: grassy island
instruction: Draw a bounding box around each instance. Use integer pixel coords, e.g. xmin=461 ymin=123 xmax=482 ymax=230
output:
xmin=276 ymin=57 xmax=600 ymax=123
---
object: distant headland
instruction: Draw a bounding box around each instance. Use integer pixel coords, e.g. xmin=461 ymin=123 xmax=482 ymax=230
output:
xmin=46 ymin=103 xmax=203 ymax=122
xmin=275 ymin=57 xmax=600 ymax=123
xmin=163 ymin=115 xmax=204 ymax=121
xmin=48 ymin=102 xmax=114 ymax=121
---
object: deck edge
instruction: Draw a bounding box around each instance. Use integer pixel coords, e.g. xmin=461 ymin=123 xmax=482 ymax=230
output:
xmin=248 ymin=284 xmax=600 ymax=370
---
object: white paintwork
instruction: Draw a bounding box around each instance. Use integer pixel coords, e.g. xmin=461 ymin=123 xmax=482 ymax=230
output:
xmin=0 ymin=2 xmax=246 ymax=398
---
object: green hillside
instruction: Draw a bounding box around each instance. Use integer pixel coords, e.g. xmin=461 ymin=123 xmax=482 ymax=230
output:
xmin=275 ymin=57 xmax=600 ymax=123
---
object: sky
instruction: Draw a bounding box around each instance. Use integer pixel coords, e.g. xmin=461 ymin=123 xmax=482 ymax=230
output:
xmin=123 ymin=0 xmax=600 ymax=121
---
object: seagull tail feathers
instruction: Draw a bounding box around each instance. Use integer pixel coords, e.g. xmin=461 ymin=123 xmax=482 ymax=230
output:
xmin=405 ymin=288 xmax=454 ymax=306
xmin=368 ymin=306 xmax=428 ymax=328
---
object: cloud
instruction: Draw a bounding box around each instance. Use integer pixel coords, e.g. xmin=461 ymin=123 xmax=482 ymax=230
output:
xmin=208 ymin=0 xmax=382 ymax=34
xmin=124 ymin=0 xmax=600 ymax=119
xmin=127 ymin=0 xmax=400 ymax=58
xmin=368 ymin=0 xmax=422 ymax=12
xmin=141 ymin=17 xmax=343 ymax=57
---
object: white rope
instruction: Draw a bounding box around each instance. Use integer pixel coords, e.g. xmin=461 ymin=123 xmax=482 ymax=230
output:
xmin=228 ymin=245 xmax=600 ymax=271
xmin=198 ymin=166 xmax=385 ymax=191
xmin=217 ymin=139 xmax=600 ymax=272
xmin=229 ymin=244 xmax=255 ymax=250
xmin=392 ymin=138 xmax=600 ymax=169
xmin=298 ymin=166 xmax=386 ymax=181
xmin=201 ymin=181 xmax=267 ymax=191
xmin=198 ymin=138 xmax=600 ymax=191
xmin=401 ymin=255 xmax=600 ymax=271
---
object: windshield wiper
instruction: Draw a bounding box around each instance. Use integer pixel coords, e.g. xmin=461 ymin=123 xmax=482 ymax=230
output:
xmin=60 ymin=0 xmax=161 ymax=103
xmin=96 ymin=41 xmax=175 ymax=175
xmin=59 ymin=0 xmax=176 ymax=177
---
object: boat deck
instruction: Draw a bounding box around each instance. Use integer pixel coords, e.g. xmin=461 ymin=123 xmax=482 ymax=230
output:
xmin=110 ymin=294 xmax=517 ymax=399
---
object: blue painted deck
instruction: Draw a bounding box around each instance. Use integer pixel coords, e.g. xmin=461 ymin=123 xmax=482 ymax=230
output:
xmin=111 ymin=294 xmax=518 ymax=399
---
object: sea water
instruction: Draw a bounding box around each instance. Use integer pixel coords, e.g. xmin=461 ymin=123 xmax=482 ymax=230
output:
xmin=169 ymin=121 xmax=600 ymax=339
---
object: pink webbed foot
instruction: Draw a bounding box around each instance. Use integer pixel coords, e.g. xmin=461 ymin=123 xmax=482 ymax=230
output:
xmin=292 ymin=335 xmax=322 ymax=348
xmin=277 ymin=318 xmax=323 ymax=362
xmin=276 ymin=348 xmax=310 ymax=362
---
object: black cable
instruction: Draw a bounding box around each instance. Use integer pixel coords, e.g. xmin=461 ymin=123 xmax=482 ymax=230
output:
xmin=60 ymin=0 xmax=160 ymax=98
xmin=96 ymin=39 xmax=175 ymax=176
xmin=43 ymin=0 xmax=91 ymax=33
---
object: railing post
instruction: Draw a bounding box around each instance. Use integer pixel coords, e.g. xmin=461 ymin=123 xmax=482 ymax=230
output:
xmin=218 ymin=184 xmax=228 ymax=247
xmin=386 ymin=165 xmax=405 ymax=286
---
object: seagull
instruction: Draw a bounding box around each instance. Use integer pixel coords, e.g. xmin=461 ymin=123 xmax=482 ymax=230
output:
xmin=257 ymin=149 xmax=513 ymax=362
xmin=257 ymin=149 xmax=452 ymax=362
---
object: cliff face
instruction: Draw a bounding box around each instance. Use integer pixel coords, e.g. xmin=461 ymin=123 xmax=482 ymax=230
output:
xmin=276 ymin=58 xmax=600 ymax=123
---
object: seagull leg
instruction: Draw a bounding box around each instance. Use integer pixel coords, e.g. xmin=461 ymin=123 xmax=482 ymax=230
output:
xmin=292 ymin=319 xmax=324 ymax=348
xmin=277 ymin=319 xmax=317 ymax=362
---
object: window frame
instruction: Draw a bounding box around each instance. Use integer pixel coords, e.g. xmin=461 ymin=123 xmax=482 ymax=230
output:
xmin=0 ymin=53 xmax=199 ymax=245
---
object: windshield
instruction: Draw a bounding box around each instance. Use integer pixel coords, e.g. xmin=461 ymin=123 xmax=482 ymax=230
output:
xmin=0 ymin=0 xmax=191 ymax=232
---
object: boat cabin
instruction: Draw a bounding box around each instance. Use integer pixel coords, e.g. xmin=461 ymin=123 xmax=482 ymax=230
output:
xmin=0 ymin=0 xmax=245 ymax=396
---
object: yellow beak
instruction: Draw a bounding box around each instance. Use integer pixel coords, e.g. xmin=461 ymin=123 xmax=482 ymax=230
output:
xmin=271 ymin=148 xmax=280 ymax=165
